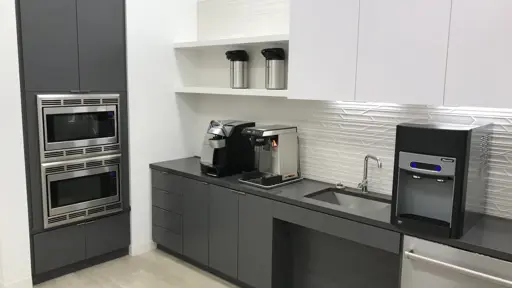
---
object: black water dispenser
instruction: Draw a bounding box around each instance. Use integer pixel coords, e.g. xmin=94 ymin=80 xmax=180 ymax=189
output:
xmin=391 ymin=123 xmax=492 ymax=238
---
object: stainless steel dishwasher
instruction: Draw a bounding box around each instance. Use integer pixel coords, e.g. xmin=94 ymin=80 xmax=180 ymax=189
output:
xmin=402 ymin=236 xmax=512 ymax=288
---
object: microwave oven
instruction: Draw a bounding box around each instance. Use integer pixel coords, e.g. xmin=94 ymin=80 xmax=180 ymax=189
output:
xmin=37 ymin=94 xmax=121 ymax=162
xmin=41 ymin=154 xmax=123 ymax=228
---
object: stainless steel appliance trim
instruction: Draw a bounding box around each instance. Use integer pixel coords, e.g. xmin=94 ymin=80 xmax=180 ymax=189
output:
xmin=405 ymin=250 xmax=512 ymax=287
xmin=42 ymin=105 xmax=118 ymax=151
xmin=399 ymin=151 xmax=456 ymax=177
xmin=46 ymin=165 xmax=120 ymax=216
xmin=42 ymin=154 xmax=122 ymax=229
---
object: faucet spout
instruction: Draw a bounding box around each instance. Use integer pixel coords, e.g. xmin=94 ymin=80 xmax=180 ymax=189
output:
xmin=359 ymin=154 xmax=382 ymax=193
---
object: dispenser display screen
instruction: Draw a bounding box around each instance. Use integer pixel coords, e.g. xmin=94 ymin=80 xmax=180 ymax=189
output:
xmin=410 ymin=162 xmax=442 ymax=172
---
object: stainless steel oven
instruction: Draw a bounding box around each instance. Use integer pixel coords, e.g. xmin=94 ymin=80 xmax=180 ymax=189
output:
xmin=37 ymin=94 xmax=121 ymax=162
xmin=41 ymin=154 xmax=123 ymax=228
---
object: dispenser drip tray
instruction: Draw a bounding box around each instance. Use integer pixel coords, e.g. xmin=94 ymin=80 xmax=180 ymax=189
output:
xmin=239 ymin=171 xmax=302 ymax=189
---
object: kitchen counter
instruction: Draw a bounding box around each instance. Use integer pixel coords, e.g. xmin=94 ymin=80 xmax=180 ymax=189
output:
xmin=150 ymin=157 xmax=512 ymax=263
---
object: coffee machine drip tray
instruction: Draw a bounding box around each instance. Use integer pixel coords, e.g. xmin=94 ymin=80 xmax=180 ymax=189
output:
xmin=238 ymin=171 xmax=303 ymax=189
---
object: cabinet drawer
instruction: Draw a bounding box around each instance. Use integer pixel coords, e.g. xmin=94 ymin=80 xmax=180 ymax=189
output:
xmin=152 ymin=206 xmax=182 ymax=234
xmin=152 ymin=188 xmax=183 ymax=214
xmin=151 ymin=169 xmax=182 ymax=193
xmin=153 ymin=225 xmax=182 ymax=254
xmin=402 ymin=236 xmax=512 ymax=288
xmin=273 ymin=201 xmax=400 ymax=254
xmin=33 ymin=224 xmax=86 ymax=274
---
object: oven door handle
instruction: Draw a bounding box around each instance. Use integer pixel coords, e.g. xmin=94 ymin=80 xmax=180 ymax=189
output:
xmin=405 ymin=250 xmax=512 ymax=287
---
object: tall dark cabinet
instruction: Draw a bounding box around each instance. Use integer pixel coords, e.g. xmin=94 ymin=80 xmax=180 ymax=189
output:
xmin=17 ymin=0 xmax=130 ymax=282
xmin=19 ymin=0 xmax=126 ymax=92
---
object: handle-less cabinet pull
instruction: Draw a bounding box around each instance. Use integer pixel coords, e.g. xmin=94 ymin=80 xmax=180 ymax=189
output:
xmin=230 ymin=190 xmax=246 ymax=196
xmin=405 ymin=250 xmax=512 ymax=287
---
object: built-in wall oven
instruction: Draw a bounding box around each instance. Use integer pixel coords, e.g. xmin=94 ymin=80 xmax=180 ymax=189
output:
xmin=37 ymin=94 xmax=121 ymax=162
xmin=41 ymin=154 xmax=123 ymax=228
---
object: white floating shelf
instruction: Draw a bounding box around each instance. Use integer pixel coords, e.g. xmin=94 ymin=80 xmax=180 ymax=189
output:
xmin=174 ymin=34 xmax=289 ymax=49
xmin=175 ymin=86 xmax=288 ymax=97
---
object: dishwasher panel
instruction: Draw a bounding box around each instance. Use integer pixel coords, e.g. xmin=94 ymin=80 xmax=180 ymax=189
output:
xmin=402 ymin=236 xmax=512 ymax=288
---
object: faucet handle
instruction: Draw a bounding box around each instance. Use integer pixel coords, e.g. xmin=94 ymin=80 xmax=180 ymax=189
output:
xmin=357 ymin=179 xmax=368 ymax=189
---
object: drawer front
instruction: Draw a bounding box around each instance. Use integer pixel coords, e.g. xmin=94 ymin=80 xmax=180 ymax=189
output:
xmin=153 ymin=225 xmax=182 ymax=254
xmin=152 ymin=206 xmax=182 ymax=234
xmin=152 ymin=188 xmax=183 ymax=214
xmin=273 ymin=201 xmax=400 ymax=254
xmin=151 ymin=169 xmax=182 ymax=193
xmin=402 ymin=236 xmax=512 ymax=288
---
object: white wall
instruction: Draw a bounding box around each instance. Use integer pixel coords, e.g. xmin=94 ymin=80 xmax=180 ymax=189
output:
xmin=0 ymin=0 xmax=33 ymax=287
xmin=190 ymin=95 xmax=512 ymax=219
xmin=125 ymin=0 xmax=195 ymax=255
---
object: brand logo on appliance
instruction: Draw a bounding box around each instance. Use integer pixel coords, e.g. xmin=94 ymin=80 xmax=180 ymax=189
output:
xmin=441 ymin=158 xmax=455 ymax=163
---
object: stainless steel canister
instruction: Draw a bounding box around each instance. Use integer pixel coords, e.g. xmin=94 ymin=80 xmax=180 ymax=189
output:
xmin=226 ymin=50 xmax=249 ymax=89
xmin=262 ymin=48 xmax=286 ymax=90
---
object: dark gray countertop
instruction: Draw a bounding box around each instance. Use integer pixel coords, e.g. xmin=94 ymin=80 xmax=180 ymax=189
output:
xmin=150 ymin=157 xmax=512 ymax=263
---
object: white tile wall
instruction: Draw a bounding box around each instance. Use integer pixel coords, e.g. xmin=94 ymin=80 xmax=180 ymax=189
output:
xmin=189 ymin=95 xmax=512 ymax=219
xmin=197 ymin=0 xmax=289 ymax=40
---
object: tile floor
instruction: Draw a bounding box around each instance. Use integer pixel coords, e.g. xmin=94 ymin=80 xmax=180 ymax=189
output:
xmin=35 ymin=249 xmax=238 ymax=288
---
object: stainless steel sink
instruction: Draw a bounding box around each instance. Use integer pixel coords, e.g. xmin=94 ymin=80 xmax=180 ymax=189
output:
xmin=305 ymin=187 xmax=390 ymax=212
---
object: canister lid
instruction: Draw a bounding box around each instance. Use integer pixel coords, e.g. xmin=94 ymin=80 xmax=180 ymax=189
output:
xmin=261 ymin=48 xmax=285 ymax=60
xmin=226 ymin=50 xmax=249 ymax=61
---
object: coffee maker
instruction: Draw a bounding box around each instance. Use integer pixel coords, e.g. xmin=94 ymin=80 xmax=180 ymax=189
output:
xmin=239 ymin=125 xmax=302 ymax=189
xmin=200 ymin=120 xmax=255 ymax=177
xmin=391 ymin=123 xmax=492 ymax=238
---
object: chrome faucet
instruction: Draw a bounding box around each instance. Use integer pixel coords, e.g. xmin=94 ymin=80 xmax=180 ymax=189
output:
xmin=358 ymin=155 xmax=382 ymax=193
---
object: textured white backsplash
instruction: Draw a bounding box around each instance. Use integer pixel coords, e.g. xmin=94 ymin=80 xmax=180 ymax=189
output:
xmin=197 ymin=0 xmax=289 ymax=40
xmin=188 ymin=95 xmax=512 ymax=219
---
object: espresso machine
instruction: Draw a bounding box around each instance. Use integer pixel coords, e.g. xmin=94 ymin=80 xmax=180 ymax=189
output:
xmin=239 ymin=125 xmax=302 ymax=189
xmin=391 ymin=123 xmax=492 ymax=238
xmin=200 ymin=120 xmax=255 ymax=177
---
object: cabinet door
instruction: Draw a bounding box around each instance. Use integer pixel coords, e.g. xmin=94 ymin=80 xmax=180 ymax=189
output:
xmin=77 ymin=0 xmax=127 ymax=91
xmin=402 ymin=236 xmax=512 ymax=288
xmin=288 ymin=0 xmax=359 ymax=101
xmin=33 ymin=225 xmax=85 ymax=274
xmin=183 ymin=179 xmax=209 ymax=266
xmin=238 ymin=194 xmax=273 ymax=288
xmin=85 ymin=213 xmax=130 ymax=259
xmin=444 ymin=0 xmax=512 ymax=108
xmin=355 ymin=0 xmax=451 ymax=105
xmin=209 ymin=185 xmax=239 ymax=278
xmin=19 ymin=0 xmax=80 ymax=92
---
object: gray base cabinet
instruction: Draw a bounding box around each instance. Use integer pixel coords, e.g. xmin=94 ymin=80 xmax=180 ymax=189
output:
xmin=183 ymin=178 xmax=209 ymax=266
xmin=85 ymin=213 xmax=130 ymax=259
xmin=33 ymin=213 xmax=130 ymax=275
xmin=33 ymin=224 xmax=86 ymax=274
xmin=209 ymin=185 xmax=240 ymax=279
xmin=238 ymin=194 xmax=273 ymax=288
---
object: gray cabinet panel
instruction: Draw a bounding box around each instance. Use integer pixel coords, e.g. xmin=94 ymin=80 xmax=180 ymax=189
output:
xmin=238 ymin=194 xmax=273 ymax=288
xmin=152 ymin=188 xmax=183 ymax=214
xmin=151 ymin=170 xmax=183 ymax=193
xmin=273 ymin=201 xmax=400 ymax=254
xmin=33 ymin=225 xmax=85 ymax=274
xmin=152 ymin=207 xmax=182 ymax=234
xmin=209 ymin=185 xmax=239 ymax=278
xmin=19 ymin=0 xmax=80 ymax=91
xmin=85 ymin=213 xmax=130 ymax=259
xmin=153 ymin=225 xmax=182 ymax=254
xmin=183 ymin=179 xmax=209 ymax=266
xmin=76 ymin=0 xmax=126 ymax=91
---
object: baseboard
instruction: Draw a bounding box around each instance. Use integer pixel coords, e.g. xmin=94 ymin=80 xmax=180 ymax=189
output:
xmin=129 ymin=241 xmax=156 ymax=256
xmin=0 ymin=277 xmax=32 ymax=288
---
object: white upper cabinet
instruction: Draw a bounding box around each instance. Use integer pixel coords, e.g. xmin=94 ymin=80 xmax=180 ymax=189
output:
xmin=355 ymin=0 xmax=451 ymax=105
xmin=444 ymin=0 xmax=512 ymax=108
xmin=288 ymin=0 xmax=360 ymax=101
